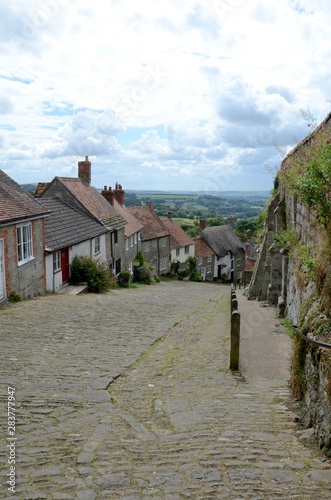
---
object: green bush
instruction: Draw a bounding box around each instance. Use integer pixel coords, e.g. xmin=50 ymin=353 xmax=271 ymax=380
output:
xmin=134 ymin=263 xmax=155 ymax=284
xmin=8 ymin=291 xmax=22 ymax=302
xmin=190 ymin=271 xmax=203 ymax=282
xmin=118 ymin=270 xmax=131 ymax=287
xmin=70 ymin=256 xmax=112 ymax=293
xmin=135 ymin=250 xmax=145 ymax=266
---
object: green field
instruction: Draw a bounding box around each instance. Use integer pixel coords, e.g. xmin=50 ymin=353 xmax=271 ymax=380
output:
xmin=127 ymin=191 xmax=269 ymax=221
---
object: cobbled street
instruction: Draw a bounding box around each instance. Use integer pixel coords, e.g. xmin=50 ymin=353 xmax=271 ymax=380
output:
xmin=0 ymin=281 xmax=331 ymax=499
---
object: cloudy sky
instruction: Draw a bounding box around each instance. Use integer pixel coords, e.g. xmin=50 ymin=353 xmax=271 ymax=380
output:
xmin=1 ymin=0 xmax=331 ymax=192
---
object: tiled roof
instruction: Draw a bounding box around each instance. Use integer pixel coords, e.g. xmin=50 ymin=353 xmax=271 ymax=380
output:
xmin=193 ymin=237 xmax=214 ymax=258
xmin=202 ymin=225 xmax=245 ymax=258
xmin=35 ymin=182 xmax=50 ymax=197
xmin=39 ymin=198 xmax=109 ymax=251
xmin=0 ymin=169 xmax=48 ymax=224
xmin=43 ymin=177 xmax=126 ymax=230
xmin=128 ymin=206 xmax=169 ymax=240
xmin=162 ymin=218 xmax=195 ymax=250
xmin=113 ymin=199 xmax=143 ymax=237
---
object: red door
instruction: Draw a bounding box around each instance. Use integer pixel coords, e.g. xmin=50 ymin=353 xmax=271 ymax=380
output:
xmin=61 ymin=248 xmax=69 ymax=284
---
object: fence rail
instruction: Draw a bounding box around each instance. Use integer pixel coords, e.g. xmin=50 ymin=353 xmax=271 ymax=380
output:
xmin=290 ymin=325 xmax=331 ymax=350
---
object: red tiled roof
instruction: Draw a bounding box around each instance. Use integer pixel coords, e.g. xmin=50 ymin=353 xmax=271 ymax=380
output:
xmin=128 ymin=206 xmax=169 ymax=240
xmin=113 ymin=199 xmax=143 ymax=237
xmin=193 ymin=237 xmax=214 ymax=258
xmin=162 ymin=218 xmax=195 ymax=249
xmin=0 ymin=169 xmax=48 ymax=224
xmin=43 ymin=177 xmax=126 ymax=229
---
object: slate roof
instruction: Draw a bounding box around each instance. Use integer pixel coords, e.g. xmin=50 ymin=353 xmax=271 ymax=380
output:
xmin=113 ymin=199 xmax=143 ymax=237
xmin=161 ymin=218 xmax=195 ymax=250
xmin=41 ymin=177 xmax=126 ymax=230
xmin=39 ymin=198 xmax=109 ymax=252
xmin=193 ymin=237 xmax=214 ymax=258
xmin=0 ymin=169 xmax=48 ymax=224
xmin=202 ymin=225 xmax=245 ymax=258
xmin=128 ymin=206 xmax=169 ymax=241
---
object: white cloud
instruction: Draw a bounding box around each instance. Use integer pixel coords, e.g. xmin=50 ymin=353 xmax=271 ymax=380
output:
xmin=1 ymin=0 xmax=331 ymax=191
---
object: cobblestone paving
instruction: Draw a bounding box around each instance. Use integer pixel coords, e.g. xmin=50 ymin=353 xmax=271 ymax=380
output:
xmin=0 ymin=281 xmax=330 ymax=499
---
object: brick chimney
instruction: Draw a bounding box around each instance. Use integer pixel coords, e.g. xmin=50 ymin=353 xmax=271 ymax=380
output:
xmin=114 ymin=182 xmax=125 ymax=205
xmin=168 ymin=210 xmax=173 ymax=219
xmin=227 ymin=216 xmax=235 ymax=229
xmin=199 ymin=219 xmax=206 ymax=231
xmin=101 ymin=186 xmax=115 ymax=206
xmin=78 ymin=156 xmax=91 ymax=184
xmin=146 ymin=201 xmax=154 ymax=210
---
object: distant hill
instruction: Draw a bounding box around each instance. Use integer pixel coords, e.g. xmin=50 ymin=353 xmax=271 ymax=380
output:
xmin=21 ymin=183 xmax=38 ymax=195
xmin=126 ymin=189 xmax=270 ymax=199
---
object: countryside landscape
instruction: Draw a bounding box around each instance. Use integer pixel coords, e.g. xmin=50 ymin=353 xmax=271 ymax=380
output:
xmin=24 ymin=184 xmax=271 ymax=241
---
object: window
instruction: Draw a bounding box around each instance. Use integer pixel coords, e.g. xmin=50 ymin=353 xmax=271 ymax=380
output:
xmin=176 ymin=248 xmax=180 ymax=257
xmin=236 ymin=258 xmax=241 ymax=267
xmin=17 ymin=223 xmax=33 ymax=264
xmin=198 ymin=257 xmax=203 ymax=266
xmin=114 ymin=230 xmax=118 ymax=244
xmin=125 ymin=238 xmax=129 ymax=251
xmin=94 ymin=236 xmax=100 ymax=254
xmin=185 ymin=245 xmax=190 ymax=254
xmin=160 ymin=257 xmax=167 ymax=271
xmin=207 ymin=266 xmax=212 ymax=274
xmin=134 ymin=233 xmax=137 ymax=244
xmin=160 ymin=237 xmax=167 ymax=248
xmin=115 ymin=258 xmax=121 ymax=275
xmin=143 ymin=241 xmax=150 ymax=252
xmin=53 ymin=251 xmax=61 ymax=272
xmin=207 ymin=255 xmax=212 ymax=263
xmin=138 ymin=232 xmax=141 ymax=241
xmin=130 ymin=235 xmax=134 ymax=247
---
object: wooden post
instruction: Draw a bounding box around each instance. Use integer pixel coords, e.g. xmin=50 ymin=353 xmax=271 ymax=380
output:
xmin=230 ymin=310 xmax=240 ymax=370
xmin=231 ymin=298 xmax=238 ymax=312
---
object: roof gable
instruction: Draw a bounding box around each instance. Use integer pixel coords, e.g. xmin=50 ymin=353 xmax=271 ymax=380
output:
xmin=193 ymin=237 xmax=215 ymax=258
xmin=128 ymin=206 xmax=169 ymax=240
xmin=113 ymin=199 xmax=143 ymax=237
xmin=162 ymin=218 xmax=195 ymax=249
xmin=41 ymin=177 xmax=126 ymax=230
xmin=39 ymin=197 xmax=109 ymax=251
xmin=0 ymin=169 xmax=48 ymax=224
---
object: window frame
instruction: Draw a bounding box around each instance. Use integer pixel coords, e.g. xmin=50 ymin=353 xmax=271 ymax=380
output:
xmin=159 ymin=257 xmax=167 ymax=271
xmin=53 ymin=250 xmax=61 ymax=272
xmin=143 ymin=241 xmax=150 ymax=252
xmin=94 ymin=236 xmax=101 ymax=254
xmin=17 ymin=222 xmax=33 ymax=265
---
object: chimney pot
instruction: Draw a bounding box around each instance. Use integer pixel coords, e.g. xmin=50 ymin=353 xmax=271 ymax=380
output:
xmin=78 ymin=156 xmax=92 ymax=184
xmin=199 ymin=219 xmax=206 ymax=231
xmin=114 ymin=182 xmax=125 ymax=205
xmin=168 ymin=211 xmax=173 ymax=219
xmin=101 ymin=185 xmax=115 ymax=206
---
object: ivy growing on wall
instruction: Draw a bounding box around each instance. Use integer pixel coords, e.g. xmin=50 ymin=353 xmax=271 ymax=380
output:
xmin=279 ymin=122 xmax=331 ymax=226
